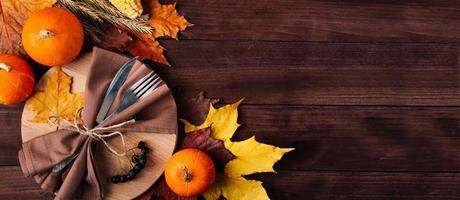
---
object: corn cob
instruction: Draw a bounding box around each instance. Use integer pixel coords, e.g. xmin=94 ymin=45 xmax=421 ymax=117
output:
xmin=108 ymin=0 xmax=143 ymax=19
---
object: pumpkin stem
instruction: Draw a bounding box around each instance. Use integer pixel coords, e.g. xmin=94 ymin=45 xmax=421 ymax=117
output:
xmin=39 ymin=29 xmax=55 ymax=39
xmin=0 ymin=63 xmax=11 ymax=72
xmin=183 ymin=166 xmax=192 ymax=182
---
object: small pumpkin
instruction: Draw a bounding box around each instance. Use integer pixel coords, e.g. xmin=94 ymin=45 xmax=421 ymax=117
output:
xmin=22 ymin=7 xmax=84 ymax=67
xmin=165 ymin=148 xmax=216 ymax=197
xmin=0 ymin=54 xmax=35 ymax=105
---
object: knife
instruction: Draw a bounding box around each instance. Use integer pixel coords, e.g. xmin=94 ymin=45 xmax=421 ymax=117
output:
xmin=95 ymin=56 xmax=137 ymax=125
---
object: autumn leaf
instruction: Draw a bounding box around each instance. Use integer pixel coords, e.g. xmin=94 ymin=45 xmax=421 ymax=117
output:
xmin=179 ymin=92 xmax=219 ymax=125
xmin=26 ymin=67 xmax=84 ymax=124
xmin=182 ymin=100 xmax=295 ymax=200
xmin=137 ymin=176 xmax=197 ymax=200
xmin=102 ymin=27 xmax=133 ymax=50
xmin=224 ymin=137 xmax=294 ymax=176
xmin=127 ymin=35 xmax=170 ymax=66
xmin=145 ymin=0 xmax=193 ymax=39
xmin=182 ymin=99 xmax=243 ymax=141
xmin=0 ymin=0 xmax=57 ymax=54
xmin=127 ymin=0 xmax=193 ymax=65
xmin=180 ymin=127 xmax=235 ymax=170
xmin=101 ymin=0 xmax=191 ymax=66
xmin=204 ymin=174 xmax=268 ymax=200
xmin=101 ymin=27 xmax=169 ymax=65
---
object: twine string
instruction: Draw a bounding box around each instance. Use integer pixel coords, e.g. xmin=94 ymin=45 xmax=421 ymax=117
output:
xmin=48 ymin=108 xmax=135 ymax=157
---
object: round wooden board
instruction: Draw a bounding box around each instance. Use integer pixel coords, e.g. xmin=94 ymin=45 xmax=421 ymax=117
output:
xmin=21 ymin=53 xmax=177 ymax=200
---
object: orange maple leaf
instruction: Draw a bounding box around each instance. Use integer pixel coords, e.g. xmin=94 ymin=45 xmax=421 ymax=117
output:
xmin=0 ymin=0 xmax=57 ymax=54
xmin=103 ymin=0 xmax=192 ymax=66
xmin=146 ymin=0 xmax=193 ymax=39
xmin=128 ymin=35 xmax=169 ymax=66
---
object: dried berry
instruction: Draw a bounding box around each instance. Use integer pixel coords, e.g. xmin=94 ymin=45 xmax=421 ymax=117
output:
xmin=111 ymin=175 xmax=120 ymax=183
xmin=138 ymin=141 xmax=146 ymax=149
xmin=111 ymin=141 xmax=150 ymax=184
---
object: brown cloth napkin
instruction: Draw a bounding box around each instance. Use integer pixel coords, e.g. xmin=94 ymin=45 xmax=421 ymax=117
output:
xmin=18 ymin=47 xmax=177 ymax=200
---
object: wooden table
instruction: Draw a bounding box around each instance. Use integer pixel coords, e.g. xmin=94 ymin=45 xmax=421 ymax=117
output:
xmin=1 ymin=1 xmax=460 ymax=199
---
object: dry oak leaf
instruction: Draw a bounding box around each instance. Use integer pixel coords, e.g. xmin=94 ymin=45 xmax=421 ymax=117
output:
xmin=0 ymin=0 xmax=57 ymax=54
xmin=26 ymin=67 xmax=84 ymax=124
xmin=182 ymin=100 xmax=294 ymax=200
xmin=146 ymin=0 xmax=193 ymax=39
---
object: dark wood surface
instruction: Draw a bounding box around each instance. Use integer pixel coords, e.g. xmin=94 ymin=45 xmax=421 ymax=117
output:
xmin=1 ymin=0 xmax=460 ymax=199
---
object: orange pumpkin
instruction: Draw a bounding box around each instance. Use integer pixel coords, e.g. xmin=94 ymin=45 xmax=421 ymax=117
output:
xmin=22 ymin=7 xmax=84 ymax=67
xmin=0 ymin=54 xmax=35 ymax=105
xmin=165 ymin=148 xmax=216 ymax=197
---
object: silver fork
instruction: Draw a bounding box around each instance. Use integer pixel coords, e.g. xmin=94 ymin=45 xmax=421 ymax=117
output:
xmin=103 ymin=71 xmax=162 ymax=122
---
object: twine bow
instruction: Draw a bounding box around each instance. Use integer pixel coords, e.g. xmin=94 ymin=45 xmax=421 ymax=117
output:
xmin=48 ymin=108 xmax=135 ymax=157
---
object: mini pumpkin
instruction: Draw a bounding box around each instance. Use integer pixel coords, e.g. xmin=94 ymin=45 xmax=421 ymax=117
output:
xmin=165 ymin=148 xmax=216 ymax=197
xmin=22 ymin=7 xmax=84 ymax=67
xmin=0 ymin=54 xmax=35 ymax=105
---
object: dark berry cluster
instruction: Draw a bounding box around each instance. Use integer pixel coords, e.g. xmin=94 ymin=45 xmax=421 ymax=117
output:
xmin=111 ymin=141 xmax=150 ymax=184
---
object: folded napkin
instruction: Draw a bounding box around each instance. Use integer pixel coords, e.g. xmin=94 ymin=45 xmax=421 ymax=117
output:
xmin=18 ymin=47 xmax=177 ymax=200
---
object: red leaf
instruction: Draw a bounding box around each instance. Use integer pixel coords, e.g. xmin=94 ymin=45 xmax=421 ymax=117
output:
xmin=137 ymin=176 xmax=197 ymax=200
xmin=180 ymin=92 xmax=219 ymax=125
xmin=180 ymin=127 xmax=235 ymax=169
xmin=102 ymin=27 xmax=132 ymax=50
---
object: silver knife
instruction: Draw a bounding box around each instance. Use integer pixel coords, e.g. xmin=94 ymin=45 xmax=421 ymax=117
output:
xmin=95 ymin=57 xmax=137 ymax=125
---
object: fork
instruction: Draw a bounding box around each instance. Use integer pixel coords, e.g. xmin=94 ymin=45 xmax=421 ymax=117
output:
xmin=103 ymin=71 xmax=162 ymax=122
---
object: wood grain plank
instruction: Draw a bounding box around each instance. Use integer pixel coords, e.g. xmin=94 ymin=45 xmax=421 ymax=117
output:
xmin=162 ymin=41 xmax=458 ymax=67
xmin=2 ymin=166 xmax=460 ymax=200
xmin=234 ymin=105 xmax=460 ymax=171
xmin=171 ymin=0 xmax=460 ymax=42
xmin=0 ymin=166 xmax=52 ymax=200
xmin=18 ymin=42 xmax=460 ymax=106
xmin=0 ymin=104 xmax=24 ymax=165
xmin=4 ymin=105 xmax=460 ymax=172
xmin=249 ymin=170 xmax=460 ymax=199
xmin=154 ymin=41 xmax=460 ymax=105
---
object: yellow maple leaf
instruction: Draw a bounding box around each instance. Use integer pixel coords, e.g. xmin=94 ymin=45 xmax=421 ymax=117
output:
xmin=182 ymin=99 xmax=243 ymax=141
xmin=182 ymin=99 xmax=294 ymax=200
xmin=224 ymin=137 xmax=294 ymax=176
xmin=146 ymin=0 xmax=193 ymax=39
xmin=204 ymin=174 xmax=269 ymax=200
xmin=0 ymin=0 xmax=57 ymax=54
xmin=26 ymin=67 xmax=84 ymax=124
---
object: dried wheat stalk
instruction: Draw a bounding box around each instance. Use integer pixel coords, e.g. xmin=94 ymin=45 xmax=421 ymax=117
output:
xmin=57 ymin=0 xmax=153 ymax=36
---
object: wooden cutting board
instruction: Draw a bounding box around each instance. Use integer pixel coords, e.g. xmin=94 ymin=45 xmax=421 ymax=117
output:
xmin=21 ymin=53 xmax=177 ymax=200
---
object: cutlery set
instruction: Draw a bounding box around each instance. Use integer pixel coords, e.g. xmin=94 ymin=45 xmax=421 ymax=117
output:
xmin=96 ymin=57 xmax=163 ymax=125
xmin=52 ymin=57 xmax=162 ymax=172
